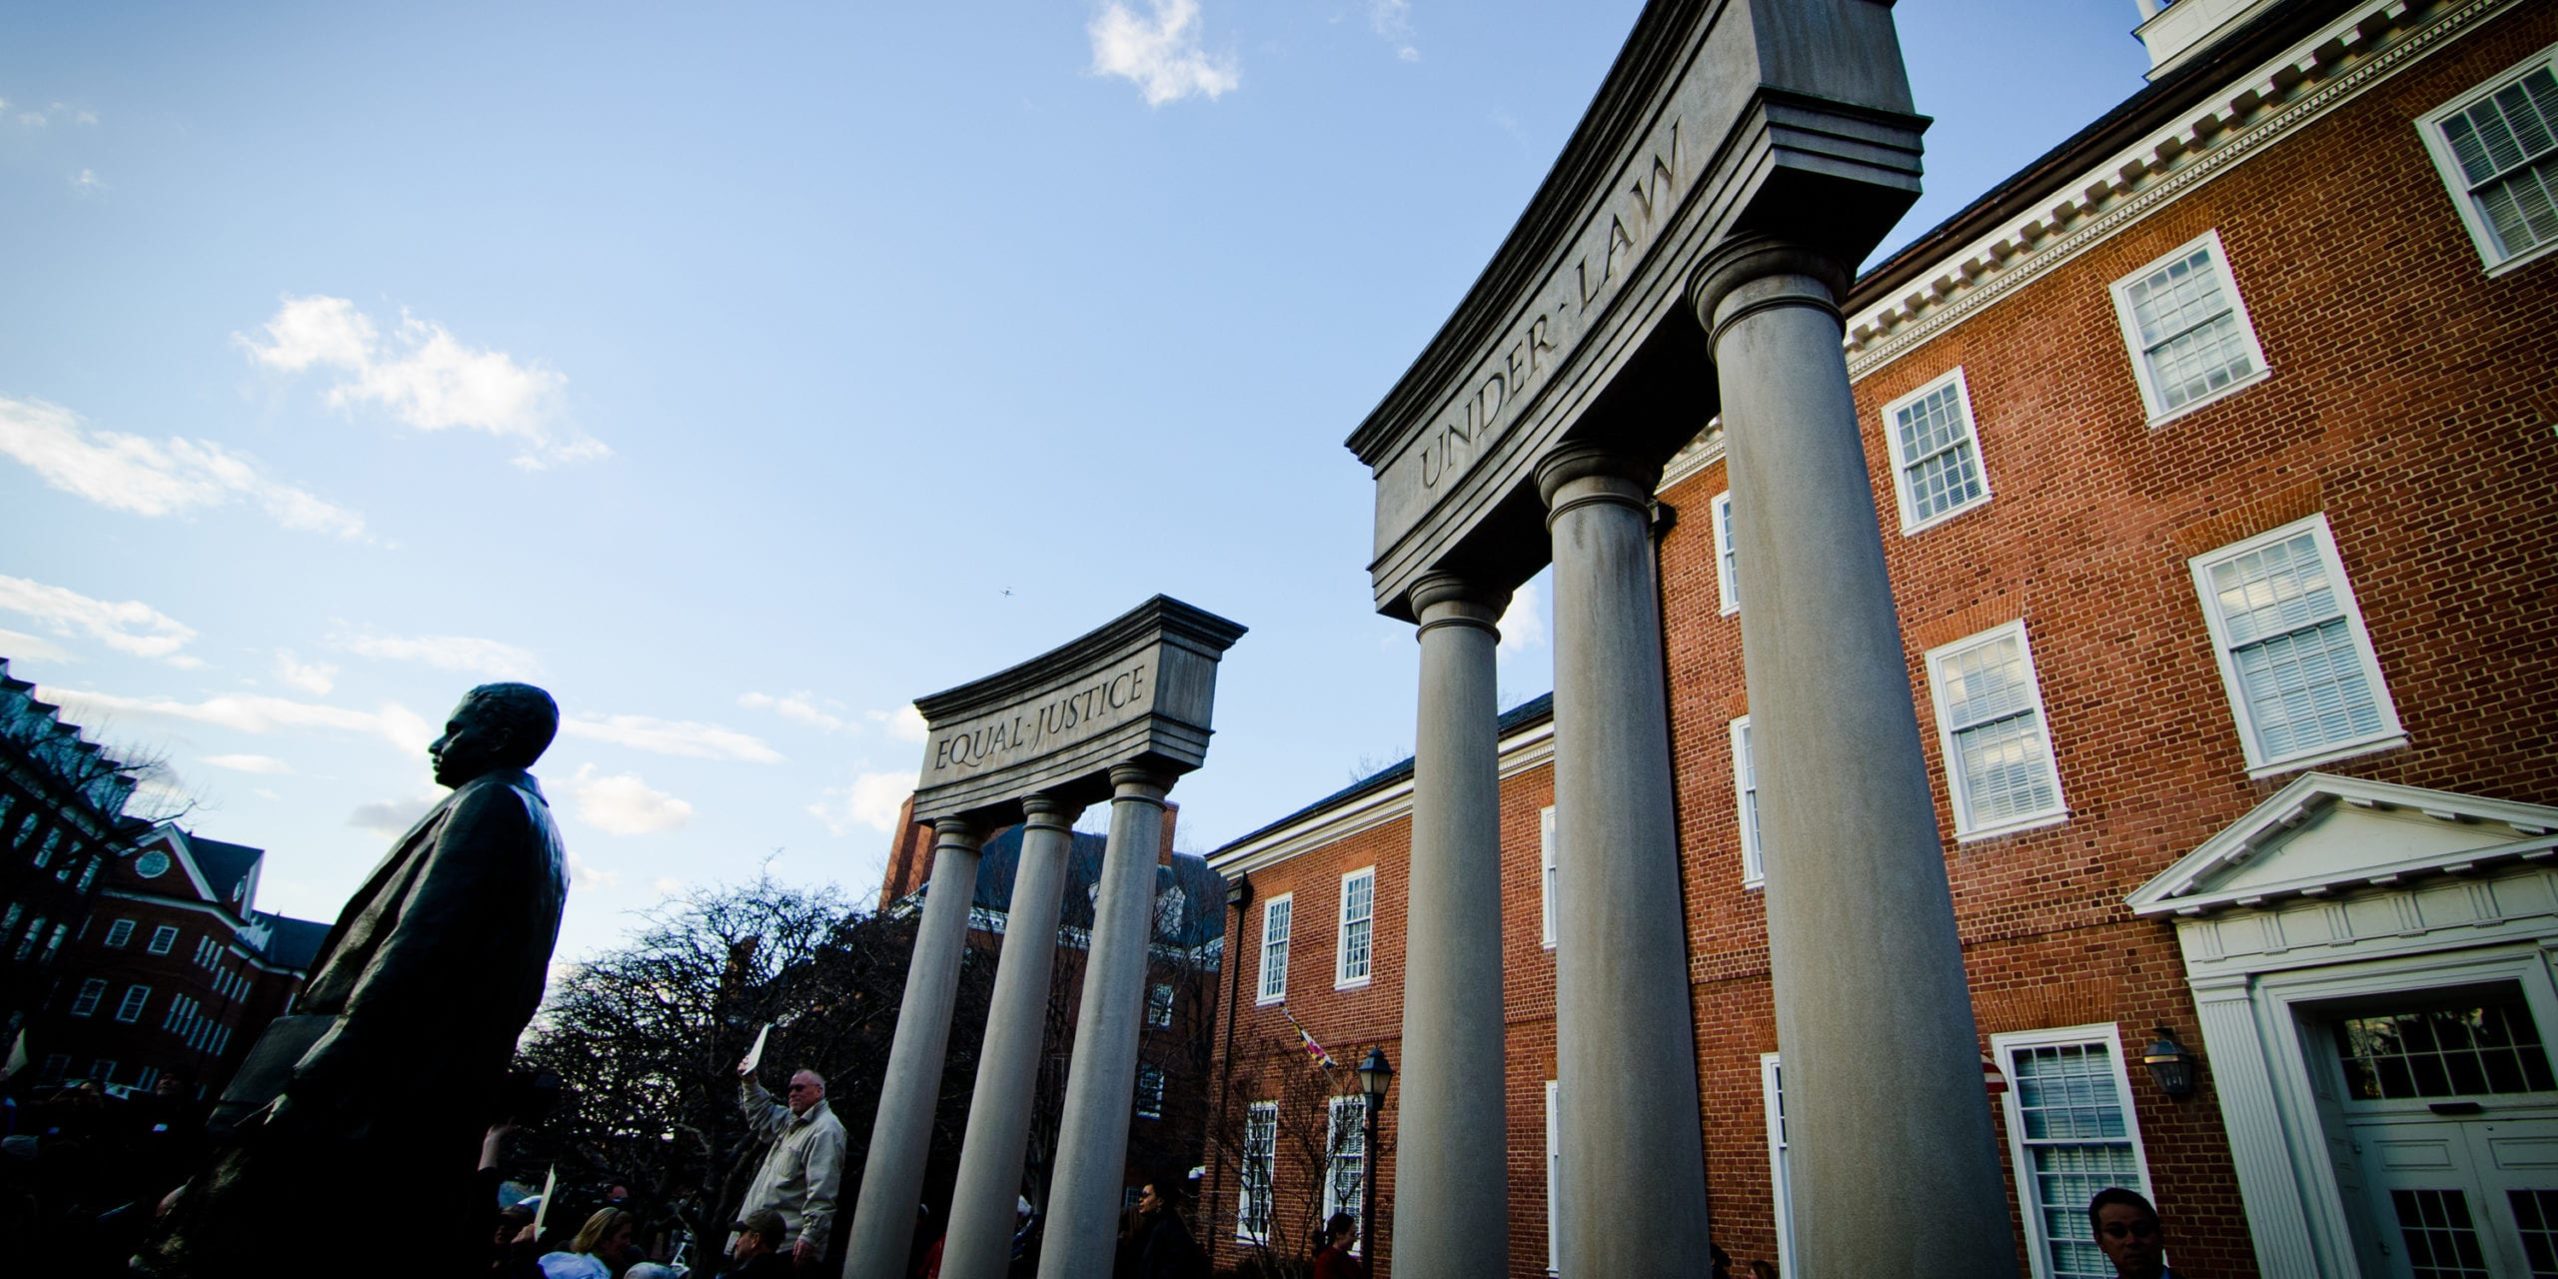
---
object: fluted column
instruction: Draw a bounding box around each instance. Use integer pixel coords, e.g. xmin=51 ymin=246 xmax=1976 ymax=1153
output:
xmin=940 ymin=794 xmax=1084 ymax=1279
xmin=1536 ymin=444 xmax=1711 ymax=1275
xmin=1036 ymin=765 xmax=1174 ymax=1279
xmin=846 ymin=818 xmax=986 ymax=1279
xmin=1392 ymin=571 xmax=1511 ymax=1278
xmin=1691 ymin=234 xmax=2016 ymax=1277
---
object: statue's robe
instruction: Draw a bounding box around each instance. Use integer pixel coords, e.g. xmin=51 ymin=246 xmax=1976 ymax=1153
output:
xmin=143 ymin=768 xmax=568 ymax=1278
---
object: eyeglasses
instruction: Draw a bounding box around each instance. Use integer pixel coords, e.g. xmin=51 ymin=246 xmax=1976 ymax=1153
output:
xmin=2099 ymin=1220 xmax=2159 ymax=1240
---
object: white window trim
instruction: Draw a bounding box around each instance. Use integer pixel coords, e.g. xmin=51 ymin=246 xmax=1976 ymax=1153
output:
xmin=1256 ymin=893 xmax=1292 ymax=1006
xmin=1731 ymin=716 xmax=1764 ymax=888
xmin=1545 ymin=1079 xmax=1563 ymax=1276
xmin=1711 ymin=491 xmax=1740 ymax=615
xmin=114 ymin=984 xmax=151 ymax=1024
xmin=2107 ymin=227 xmax=2272 ymax=426
xmin=1322 ymin=1094 xmax=1369 ymax=1248
xmin=1539 ymin=806 xmax=1558 ymax=950
xmin=1992 ymin=1023 xmax=2156 ymax=1279
xmin=1146 ymin=981 xmax=1175 ymax=1029
xmin=146 ymin=924 xmax=179 ymax=956
xmin=103 ymin=918 xmax=134 ymax=948
xmin=70 ymin=977 xmax=106 ymax=1018
xmin=1924 ymin=618 xmax=2071 ymax=841
xmin=1760 ymin=1054 xmax=1797 ymax=1279
xmin=1134 ymin=1064 xmax=1165 ymax=1120
xmin=1879 ymin=366 xmax=1994 ymax=533
xmin=2417 ymin=40 xmax=2558 ymax=276
xmin=2188 ymin=513 xmax=2406 ymax=778
xmin=1335 ymin=866 xmax=1376 ymax=990
xmin=1237 ymin=1099 xmax=1278 ymax=1241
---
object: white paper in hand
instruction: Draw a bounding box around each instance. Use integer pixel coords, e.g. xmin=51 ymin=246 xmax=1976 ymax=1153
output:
xmin=741 ymin=1022 xmax=772 ymax=1075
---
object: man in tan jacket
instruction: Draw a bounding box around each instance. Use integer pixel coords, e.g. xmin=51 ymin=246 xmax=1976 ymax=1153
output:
xmin=735 ymin=1061 xmax=848 ymax=1267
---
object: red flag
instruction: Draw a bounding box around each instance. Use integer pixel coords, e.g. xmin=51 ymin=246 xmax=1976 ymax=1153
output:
xmin=1279 ymin=1003 xmax=1338 ymax=1070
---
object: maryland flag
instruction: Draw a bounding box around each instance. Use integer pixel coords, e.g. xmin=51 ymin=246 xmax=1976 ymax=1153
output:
xmin=1279 ymin=1003 xmax=1337 ymax=1070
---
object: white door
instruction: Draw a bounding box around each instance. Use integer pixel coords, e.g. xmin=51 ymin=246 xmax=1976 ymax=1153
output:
xmin=2328 ymin=987 xmax=2558 ymax=1278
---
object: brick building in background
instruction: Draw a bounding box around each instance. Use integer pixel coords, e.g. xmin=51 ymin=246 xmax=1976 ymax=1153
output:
xmin=28 ymin=823 xmax=329 ymax=1098
xmin=0 ymin=658 xmax=142 ymax=1047
xmin=1206 ymin=1 xmax=2558 ymax=1276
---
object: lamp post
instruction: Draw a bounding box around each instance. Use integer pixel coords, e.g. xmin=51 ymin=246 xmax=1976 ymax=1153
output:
xmin=1357 ymin=1046 xmax=1393 ymax=1266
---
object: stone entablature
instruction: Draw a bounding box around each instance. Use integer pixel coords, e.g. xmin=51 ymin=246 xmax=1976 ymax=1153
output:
xmin=908 ymin=595 xmax=1244 ymax=826
xmin=1844 ymin=0 xmax=2516 ymax=377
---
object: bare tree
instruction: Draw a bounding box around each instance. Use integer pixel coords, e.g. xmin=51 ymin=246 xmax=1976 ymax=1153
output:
xmin=1206 ymin=1036 xmax=1392 ymax=1275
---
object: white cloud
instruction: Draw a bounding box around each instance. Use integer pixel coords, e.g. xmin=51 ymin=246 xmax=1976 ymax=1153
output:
xmin=652 ymin=876 xmax=684 ymax=897
xmin=0 ymin=395 xmax=367 ymax=538
xmin=238 ymin=295 xmax=607 ymax=469
xmin=70 ymin=168 xmax=100 ymax=194
xmin=867 ymin=704 xmax=929 ymax=743
xmin=0 ymin=574 xmax=198 ymax=663
xmin=562 ymin=713 xmax=783 ymax=764
xmin=348 ymin=792 xmax=440 ymax=836
xmin=74 ymin=110 xmax=96 ymax=126
xmin=332 ymin=628 xmax=540 ymax=679
xmin=273 ymin=650 xmax=337 ymax=695
xmin=1370 ymin=0 xmax=1419 ymax=61
xmin=739 ymin=690 xmax=846 ymax=733
xmin=203 ymin=753 xmax=294 ymax=775
xmin=565 ymin=763 xmax=693 ymax=836
xmin=0 ymin=627 xmax=77 ymax=664
xmin=1497 ymin=578 xmax=1546 ymax=655
xmin=17 ymin=113 xmax=43 ymax=128
xmin=809 ymin=769 xmax=911 ymax=836
xmin=1089 ymin=0 xmax=1239 ymax=106
xmin=566 ymin=849 xmax=621 ymax=890
xmin=42 ymin=685 xmax=435 ymax=754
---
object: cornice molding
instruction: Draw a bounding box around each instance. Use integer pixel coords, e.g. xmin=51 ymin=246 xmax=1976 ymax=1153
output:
xmin=1843 ymin=0 xmax=2510 ymax=379
xmin=1209 ymin=720 xmax=1557 ymax=880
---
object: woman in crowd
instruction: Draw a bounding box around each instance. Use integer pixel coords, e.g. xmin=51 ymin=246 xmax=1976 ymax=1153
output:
xmin=539 ymin=1207 xmax=635 ymax=1279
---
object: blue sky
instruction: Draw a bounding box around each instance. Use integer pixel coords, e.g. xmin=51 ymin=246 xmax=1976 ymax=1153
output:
xmin=1 ymin=1 xmax=2154 ymax=963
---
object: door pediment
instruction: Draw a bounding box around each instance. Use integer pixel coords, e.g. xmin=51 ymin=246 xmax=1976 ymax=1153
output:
xmin=2129 ymin=773 xmax=2558 ymax=918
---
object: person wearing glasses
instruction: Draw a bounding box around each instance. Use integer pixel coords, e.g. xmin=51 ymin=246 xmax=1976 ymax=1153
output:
xmin=2089 ymin=1188 xmax=2181 ymax=1279
xmin=734 ymin=1063 xmax=847 ymax=1269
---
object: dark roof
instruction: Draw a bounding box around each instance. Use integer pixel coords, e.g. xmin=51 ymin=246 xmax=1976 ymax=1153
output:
xmin=251 ymin=911 xmax=331 ymax=971
xmin=1210 ymin=692 xmax=1555 ymax=859
xmin=186 ymin=834 xmax=265 ymax=903
xmin=970 ymin=825 xmax=1227 ymax=948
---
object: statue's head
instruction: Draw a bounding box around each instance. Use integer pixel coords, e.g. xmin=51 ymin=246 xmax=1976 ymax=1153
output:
xmin=428 ymin=682 xmax=560 ymax=788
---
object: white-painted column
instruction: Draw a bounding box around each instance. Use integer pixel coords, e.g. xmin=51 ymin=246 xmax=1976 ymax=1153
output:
xmin=1691 ymin=235 xmax=2017 ymax=1277
xmin=1392 ymin=572 xmax=1512 ymax=1279
xmin=845 ymin=819 xmax=986 ymax=1279
xmin=1036 ymin=765 xmax=1173 ymax=1279
xmin=2190 ymin=973 xmax=2321 ymax=1279
xmin=1536 ymin=444 xmax=1713 ymax=1274
xmin=940 ymin=794 xmax=1083 ymax=1279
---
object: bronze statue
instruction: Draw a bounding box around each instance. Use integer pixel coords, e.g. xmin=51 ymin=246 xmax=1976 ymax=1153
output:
xmin=141 ymin=683 xmax=571 ymax=1278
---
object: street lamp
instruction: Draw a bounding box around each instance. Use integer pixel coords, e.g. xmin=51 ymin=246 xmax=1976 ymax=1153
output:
xmin=1357 ymin=1047 xmax=1393 ymax=1261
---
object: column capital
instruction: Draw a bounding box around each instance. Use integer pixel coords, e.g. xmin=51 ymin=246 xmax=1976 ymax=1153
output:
xmin=932 ymin=817 xmax=987 ymax=851
xmin=1535 ymin=442 xmax=1658 ymax=525
xmin=1106 ymin=764 xmax=1174 ymax=807
xmin=1686 ymin=235 xmax=1852 ymax=352
xmin=1021 ymin=792 xmax=1085 ymax=828
xmin=1410 ymin=571 xmax=1510 ymax=639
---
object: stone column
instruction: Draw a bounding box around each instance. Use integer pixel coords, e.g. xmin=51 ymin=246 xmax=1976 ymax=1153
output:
xmin=1392 ymin=572 xmax=1511 ymax=1278
xmin=939 ymin=794 xmax=1083 ymax=1279
xmin=1036 ymin=766 xmax=1174 ymax=1279
xmin=1535 ymin=444 xmax=1712 ymax=1274
xmin=845 ymin=819 xmax=985 ymax=1279
xmin=1691 ymin=235 xmax=2018 ymax=1277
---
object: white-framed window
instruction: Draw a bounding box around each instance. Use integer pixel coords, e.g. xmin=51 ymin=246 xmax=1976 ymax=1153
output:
xmin=2418 ymin=43 xmax=2558 ymax=273
xmin=1993 ymin=1025 xmax=2154 ymax=1279
xmin=1880 ymin=367 xmax=1991 ymax=531
xmin=1336 ymin=867 xmax=1375 ymax=989
xmin=92 ymin=1059 xmax=117 ymax=1085
xmin=1237 ymin=1100 xmax=1278 ymax=1240
xmin=1156 ymin=886 xmax=1187 ymax=939
xmin=1134 ymin=1064 xmax=1165 ymax=1120
xmin=193 ymin=935 xmax=217 ymax=968
xmin=1924 ymin=620 xmax=2069 ymax=840
xmin=1545 ymin=1080 xmax=1564 ymax=1275
xmin=1760 ymin=1054 xmax=1799 ymax=1279
xmin=137 ymin=1065 xmax=159 ymax=1091
xmin=2190 ymin=514 xmax=2403 ymax=775
xmin=114 ymin=984 xmax=151 ymax=1024
xmin=1256 ymin=895 xmax=1292 ymax=1006
xmin=43 ymin=922 xmax=66 ymax=958
xmin=1731 ymin=717 xmax=1765 ymax=887
xmin=103 ymin=918 xmax=134 ymax=948
xmin=13 ymin=915 xmax=45 ymax=961
xmin=69 ymin=978 xmax=107 ymax=1018
xmin=1323 ymin=1094 xmax=1368 ymax=1246
xmin=1146 ymin=982 xmax=1175 ymax=1029
xmin=146 ymin=924 xmax=179 ymax=956
xmin=1712 ymin=491 xmax=1740 ymax=615
xmin=2108 ymin=228 xmax=2269 ymax=423
xmin=1539 ymin=806 xmax=1559 ymax=950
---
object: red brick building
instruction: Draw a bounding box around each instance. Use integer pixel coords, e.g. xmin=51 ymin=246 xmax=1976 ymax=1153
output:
xmin=29 ymin=823 xmax=329 ymax=1099
xmin=1206 ymin=1 xmax=2558 ymax=1276
xmin=0 ymin=658 xmax=142 ymax=1047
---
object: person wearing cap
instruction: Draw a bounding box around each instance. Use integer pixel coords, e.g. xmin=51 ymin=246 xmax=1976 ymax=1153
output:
xmin=721 ymin=1209 xmax=792 ymax=1279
